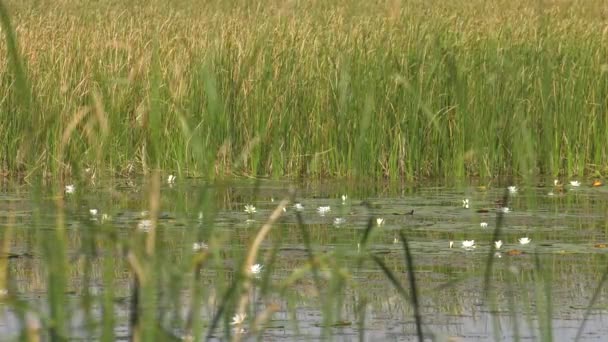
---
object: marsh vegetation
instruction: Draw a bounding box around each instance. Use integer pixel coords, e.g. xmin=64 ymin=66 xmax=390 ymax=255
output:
xmin=0 ymin=1 xmax=607 ymax=341
xmin=1 ymin=0 xmax=607 ymax=180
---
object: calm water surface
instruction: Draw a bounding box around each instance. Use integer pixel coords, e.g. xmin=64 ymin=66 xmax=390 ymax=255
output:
xmin=0 ymin=179 xmax=607 ymax=341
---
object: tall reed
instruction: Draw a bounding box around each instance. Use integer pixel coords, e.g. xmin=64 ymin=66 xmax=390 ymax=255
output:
xmin=0 ymin=0 xmax=606 ymax=180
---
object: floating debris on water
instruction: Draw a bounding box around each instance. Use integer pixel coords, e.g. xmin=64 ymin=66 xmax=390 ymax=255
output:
xmin=507 ymin=250 xmax=523 ymax=256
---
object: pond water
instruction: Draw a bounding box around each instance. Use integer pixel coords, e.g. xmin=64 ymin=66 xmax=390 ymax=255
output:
xmin=0 ymin=179 xmax=607 ymax=341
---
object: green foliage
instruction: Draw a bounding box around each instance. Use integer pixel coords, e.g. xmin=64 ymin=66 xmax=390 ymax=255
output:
xmin=1 ymin=0 xmax=607 ymax=180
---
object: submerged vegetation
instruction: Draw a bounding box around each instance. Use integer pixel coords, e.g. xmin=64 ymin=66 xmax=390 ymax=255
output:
xmin=0 ymin=0 xmax=607 ymax=180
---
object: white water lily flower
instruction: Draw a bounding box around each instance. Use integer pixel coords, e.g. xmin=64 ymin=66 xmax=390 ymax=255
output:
xmin=333 ymin=217 xmax=346 ymax=226
xmin=462 ymin=240 xmax=476 ymax=249
xmin=495 ymin=240 xmax=503 ymax=249
xmin=250 ymin=264 xmax=263 ymax=276
xmin=65 ymin=185 xmax=75 ymax=194
xmin=508 ymin=186 xmax=518 ymax=194
xmin=449 ymin=241 xmax=454 ymax=248
xmin=376 ymin=218 xmax=385 ymax=226
xmin=462 ymin=199 xmax=469 ymax=209
xmin=570 ymin=180 xmax=581 ymax=187
xmin=192 ymin=242 xmax=209 ymax=252
xmin=317 ymin=206 xmax=331 ymax=215
xmin=89 ymin=209 xmax=98 ymax=216
xmin=499 ymin=207 xmax=510 ymax=213
xmin=137 ymin=219 xmax=152 ymax=232
xmin=244 ymin=205 xmax=256 ymax=215
xmin=167 ymin=174 xmax=176 ymax=185
xmin=293 ymin=203 xmax=304 ymax=211
xmin=518 ymin=237 xmax=531 ymax=245
xmin=480 ymin=222 xmax=488 ymax=228
xmin=231 ymin=313 xmax=246 ymax=326
xmin=341 ymin=195 xmax=348 ymax=203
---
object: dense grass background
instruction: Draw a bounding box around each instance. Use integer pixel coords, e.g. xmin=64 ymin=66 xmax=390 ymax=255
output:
xmin=2 ymin=3 xmax=608 ymax=341
xmin=1 ymin=0 xmax=607 ymax=181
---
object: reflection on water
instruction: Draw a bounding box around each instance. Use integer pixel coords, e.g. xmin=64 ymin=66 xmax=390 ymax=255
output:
xmin=0 ymin=179 xmax=607 ymax=340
